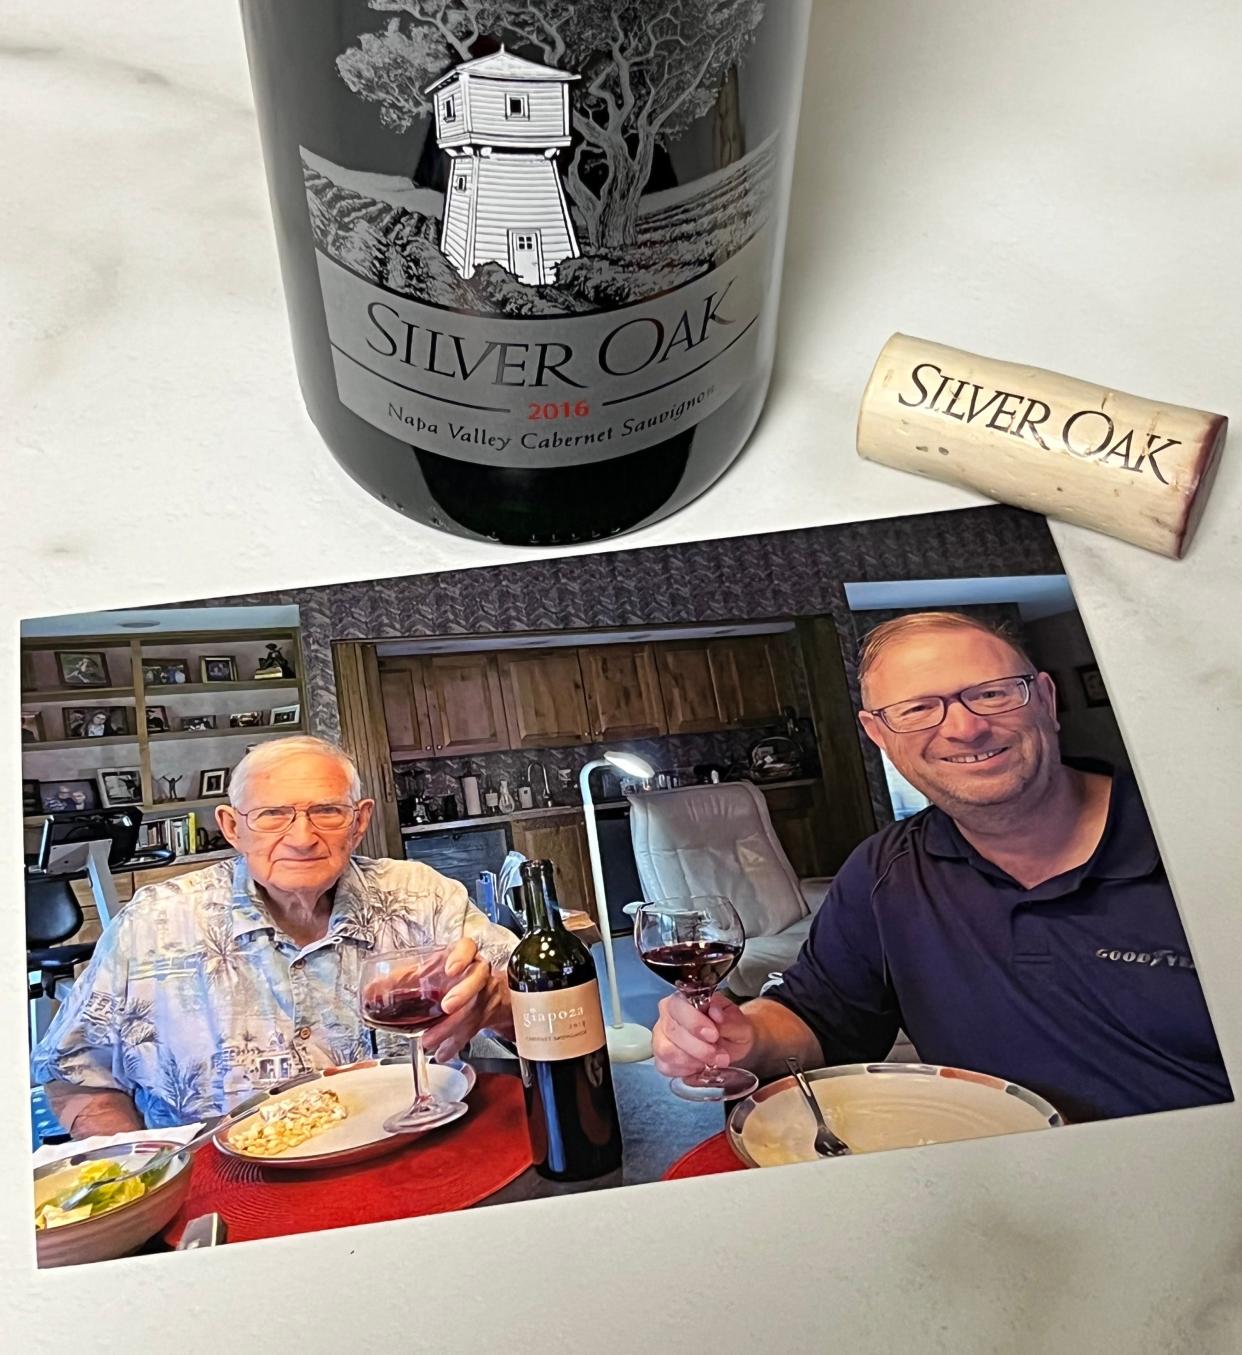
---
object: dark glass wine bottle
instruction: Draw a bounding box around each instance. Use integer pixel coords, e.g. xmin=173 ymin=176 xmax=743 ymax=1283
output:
xmin=238 ymin=0 xmax=812 ymax=546
xmin=507 ymin=859 xmax=622 ymax=1181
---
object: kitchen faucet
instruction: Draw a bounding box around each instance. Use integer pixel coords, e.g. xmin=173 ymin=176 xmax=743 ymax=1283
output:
xmin=526 ymin=760 xmax=553 ymax=809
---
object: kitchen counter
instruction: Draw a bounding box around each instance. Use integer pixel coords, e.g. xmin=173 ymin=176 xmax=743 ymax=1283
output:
xmin=399 ymin=778 xmax=818 ymax=835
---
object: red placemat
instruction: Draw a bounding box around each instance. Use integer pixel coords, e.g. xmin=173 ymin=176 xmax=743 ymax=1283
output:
xmin=163 ymin=1072 xmax=532 ymax=1245
xmin=663 ymin=1132 xmax=747 ymax=1180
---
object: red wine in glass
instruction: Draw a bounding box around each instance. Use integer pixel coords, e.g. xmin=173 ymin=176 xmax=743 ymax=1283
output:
xmin=640 ymin=941 xmax=743 ymax=992
xmin=358 ymin=946 xmax=466 ymax=1132
xmin=635 ymin=897 xmax=760 ymax=1103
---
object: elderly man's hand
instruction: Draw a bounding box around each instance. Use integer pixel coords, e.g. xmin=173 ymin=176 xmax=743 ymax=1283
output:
xmin=422 ymin=936 xmax=511 ymax=1061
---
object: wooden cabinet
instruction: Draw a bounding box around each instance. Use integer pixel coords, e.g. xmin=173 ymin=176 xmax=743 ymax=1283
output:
xmin=422 ymin=654 xmax=509 ymax=757
xmin=579 ymin=643 xmax=667 ymax=741
xmin=497 ymin=650 xmax=591 ymax=749
xmin=762 ymin=781 xmax=831 ymax=879
xmin=377 ymin=657 xmax=434 ymax=757
xmin=709 ymin=636 xmax=782 ymax=725
xmin=654 ymin=643 xmax=722 ymax=734
xmin=509 ymin=813 xmax=597 ymax=922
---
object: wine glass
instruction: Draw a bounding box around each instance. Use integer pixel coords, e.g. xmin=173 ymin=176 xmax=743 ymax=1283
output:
xmin=358 ymin=945 xmax=467 ymax=1133
xmin=634 ymin=896 xmax=760 ymax=1103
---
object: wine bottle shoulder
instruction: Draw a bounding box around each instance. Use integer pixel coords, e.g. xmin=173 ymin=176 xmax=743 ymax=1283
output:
xmin=507 ymin=925 xmax=594 ymax=984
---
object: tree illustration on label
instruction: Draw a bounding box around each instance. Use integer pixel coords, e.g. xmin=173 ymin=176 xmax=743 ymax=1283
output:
xmin=325 ymin=0 xmax=772 ymax=314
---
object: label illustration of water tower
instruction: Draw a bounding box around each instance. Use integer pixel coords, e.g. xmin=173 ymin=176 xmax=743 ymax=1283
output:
xmin=302 ymin=1 xmax=783 ymax=467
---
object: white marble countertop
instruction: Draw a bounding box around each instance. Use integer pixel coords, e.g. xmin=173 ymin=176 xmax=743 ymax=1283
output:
xmin=3 ymin=2 xmax=1241 ymax=1352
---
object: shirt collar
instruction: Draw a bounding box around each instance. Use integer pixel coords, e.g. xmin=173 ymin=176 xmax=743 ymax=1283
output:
xmin=228 ymin=856 xmax=371 ymax=945
xmin=921 ymin=759 xmax=1160 ymax=887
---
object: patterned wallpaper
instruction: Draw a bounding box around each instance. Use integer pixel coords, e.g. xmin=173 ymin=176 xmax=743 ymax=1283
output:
xmin=185 ymin=504 xmax=1066 ymax=826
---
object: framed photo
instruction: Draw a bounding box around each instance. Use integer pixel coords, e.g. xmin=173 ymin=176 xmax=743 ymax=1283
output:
xmin=23 ymin=779 xmax=41 ymax=816
xmin=1076 ymin=663 xmax=1110 ymax=708
xmin=40 ymin=779 xmax=101 ymax=814
xmin=55 ymin=650 xmax=111 ymax=688
xmin=64 ymin=705 xmax=132 ymax=739
xmin=20 ymin=709 xmax=45 ymax=743
xmin=199 ymin=767 xmax=229 ymax=798
xmin=180 ymin=714 xmax=217 ymax=732
xmin=201 ymin=655 xmax=238 ymax=683
xmin=230 ymin=711 xmax=265 ymax=728
xmin=270 ymin=703 xmax=300 ymax=726
xmin=142 ymin=658 xmax=190 ymax=687
xmin=96 ymin=767 xmax=144 ymax=808
xmin=145 ymin=705 xmax=170 ymax=734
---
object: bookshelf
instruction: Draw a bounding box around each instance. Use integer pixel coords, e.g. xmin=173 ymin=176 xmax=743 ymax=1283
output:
xmin=21 ymin=623 xmax=308 ymax=867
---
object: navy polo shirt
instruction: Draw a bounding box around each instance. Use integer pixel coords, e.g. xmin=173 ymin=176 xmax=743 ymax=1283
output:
xmin=770 ymin=764 xmax=1232 ymax=1122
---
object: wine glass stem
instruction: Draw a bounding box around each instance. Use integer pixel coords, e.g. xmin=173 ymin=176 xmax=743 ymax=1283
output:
xmin=687 ymin=988 xmax=721 ymax=1081
xmin=409 ymin=1032 xmax=430 ymax=1104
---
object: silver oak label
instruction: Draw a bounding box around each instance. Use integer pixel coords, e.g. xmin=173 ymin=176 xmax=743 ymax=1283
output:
xmin=313 ymin=227 xmax=769 ymax=468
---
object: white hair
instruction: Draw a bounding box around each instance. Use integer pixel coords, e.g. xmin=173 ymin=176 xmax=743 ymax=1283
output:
xmin=227 ymin=736 xmax=363 ymax=809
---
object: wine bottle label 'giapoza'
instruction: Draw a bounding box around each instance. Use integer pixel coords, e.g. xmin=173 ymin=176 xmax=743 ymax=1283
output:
xmin=511 ymin=980 xmax=607 ymax=1061
xmin=302 ymin=2 xmax=783 ymax=468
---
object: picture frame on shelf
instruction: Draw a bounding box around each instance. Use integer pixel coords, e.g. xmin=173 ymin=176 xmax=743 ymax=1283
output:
xmin=96 ymin=767 xmax=144 ymax=808
xmin=64 ymin=706 xmax=132 ymax=739
xmin=180 ymin=714 xmax=217 ymax=732
xmin=40 ymin=779 xmax=101 ymax=814
xmin=1077 ymin=663 xmax=1111 ymax=708
xmin=229 ymin=711 xmax=264 ymax=728
xmin=145 ymin=705 xmax=170 ymax=734
xmin=142 ymin=658 xmax=190 ymax=687
xmin=201 ymin=655 xmax=238 ymax=683
xmin=23 ymin=779 xmax=41 ymax=816
xmin=55 ymin=650 xmax=111 ymax=688
xmin=270 ymin=704 xmax=300 ymax=726
xmin=199 ymin=768 xmax=229 ymax=798
xmin=20 ymin=709 xmax=45 ymax=743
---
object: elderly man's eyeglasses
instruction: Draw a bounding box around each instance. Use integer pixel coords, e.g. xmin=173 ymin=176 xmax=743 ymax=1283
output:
xmin=869 ymin=675 xmax=1037 ymax=733
xmin=237 ymin=803 xmax=358 ymax=834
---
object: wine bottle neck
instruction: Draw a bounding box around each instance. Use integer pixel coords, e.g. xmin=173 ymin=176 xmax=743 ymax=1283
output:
xmin=520 ymin=861 xmax=564 ymax=933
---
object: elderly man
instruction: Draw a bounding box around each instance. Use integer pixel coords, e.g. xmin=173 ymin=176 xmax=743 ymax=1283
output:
xmin=653 ymin=612 xmax=1231 ymax=1122
xmin=33 ymin=736 xmax=517 ymax=1137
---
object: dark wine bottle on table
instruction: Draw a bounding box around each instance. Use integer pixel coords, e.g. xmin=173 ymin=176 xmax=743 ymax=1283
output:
xmin=507 ymin=859 xmax=622 ymax=1181
xmin=238 ymin=0 xmax=812 ymax=546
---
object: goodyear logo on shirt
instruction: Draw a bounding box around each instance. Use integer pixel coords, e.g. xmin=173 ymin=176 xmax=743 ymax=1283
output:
xmin=1095 ymin=947 xmax=1195 ymax=970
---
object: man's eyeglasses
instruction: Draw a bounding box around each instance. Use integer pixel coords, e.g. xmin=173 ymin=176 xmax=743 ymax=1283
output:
xmin=236 ymin=803 xmax=358 ymax=834
xmin=868 ymin=675 xmax=1037 ymax=733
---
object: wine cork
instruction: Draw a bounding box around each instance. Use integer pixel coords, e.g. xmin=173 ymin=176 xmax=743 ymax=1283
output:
xmin=856 ymin=334 xmax=1227 ymax=559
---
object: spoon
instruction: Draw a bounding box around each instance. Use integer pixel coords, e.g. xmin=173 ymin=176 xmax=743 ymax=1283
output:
xmin=785 ymin=1057 xmax=852 ymax=1158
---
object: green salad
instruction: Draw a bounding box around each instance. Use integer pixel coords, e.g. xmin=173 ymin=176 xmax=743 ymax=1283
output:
xmin=34 ymin=1158 xmax=166 ymax=1230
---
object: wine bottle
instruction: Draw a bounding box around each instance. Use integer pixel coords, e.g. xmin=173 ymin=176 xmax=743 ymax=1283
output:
xmin=238 ymin=0 xmax=813 ymax=546
xmin=507 ymin=859 xmax=622 ymax=1180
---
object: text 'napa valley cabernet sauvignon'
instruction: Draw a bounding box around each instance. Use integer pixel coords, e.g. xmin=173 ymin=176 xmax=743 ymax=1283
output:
xmin=507 ymin=858 xmax=622 ymax=1180
xmin=239 ymin=0 xmax=812 ymax=545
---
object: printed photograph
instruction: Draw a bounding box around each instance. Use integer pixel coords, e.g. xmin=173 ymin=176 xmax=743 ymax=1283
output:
xmin=145 ymin=707 xmax=170 ymax=734
xmin=18 ymin=504 xmax=1229 ymax=1267
xmin=55 ymin=651 xmax=111 ymax=689
xmin=65 ymin=707 xmax=132 ymax=740
xmin=200 ymin=657 xmax=238 ymax=684
xmin=142 ymin=660 xmax=190 ymax=687
xmin=179 ymin=715 xmax=217 ymax=732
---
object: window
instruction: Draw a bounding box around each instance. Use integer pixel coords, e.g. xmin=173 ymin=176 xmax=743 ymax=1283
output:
xmin=455 ymin=174 xmax=468 ymax=192
xmin=505 ymin=93 xmax=529 ymax=119
xmin=443 ymin=96 xmax=456 ymax=121
xmin=515 ymin=233 xmax=536 ymax=250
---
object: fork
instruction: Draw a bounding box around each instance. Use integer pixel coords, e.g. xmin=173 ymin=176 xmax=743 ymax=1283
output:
xmin=785 ymin=1057 xmax=852 ymax=1157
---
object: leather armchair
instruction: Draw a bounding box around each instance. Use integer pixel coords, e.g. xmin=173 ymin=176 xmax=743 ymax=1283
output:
xmin=626 ymin=782 xmax=832 ymax=999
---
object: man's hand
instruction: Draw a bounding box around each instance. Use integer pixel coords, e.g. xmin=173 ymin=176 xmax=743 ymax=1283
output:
xmin=652 ymin=992 xmax=757 ymax=1079
xmin=423 ymin=937 xmax=512 ymax=1061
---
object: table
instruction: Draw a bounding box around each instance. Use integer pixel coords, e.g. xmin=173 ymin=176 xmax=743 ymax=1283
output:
xmin=471 ymin=1058 xmax=728 ymax=1205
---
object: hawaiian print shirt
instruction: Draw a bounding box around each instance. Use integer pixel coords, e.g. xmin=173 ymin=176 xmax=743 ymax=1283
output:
xmin=30 ymin=856 xmax=517 ymax=1128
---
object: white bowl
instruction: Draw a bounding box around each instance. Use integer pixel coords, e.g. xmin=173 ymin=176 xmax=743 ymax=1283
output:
xmin=33 ymin=1139 xmax=193 ymax=1267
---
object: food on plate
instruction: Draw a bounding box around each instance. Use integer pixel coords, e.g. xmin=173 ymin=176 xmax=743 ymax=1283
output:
xmin=34 ymin=1158 xmax=158 ymax=1230
xmin=229 ymin=1086 xmax=349 ymax=1157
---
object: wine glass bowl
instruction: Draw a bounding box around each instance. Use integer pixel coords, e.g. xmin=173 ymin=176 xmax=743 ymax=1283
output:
xmin=358 ymin=946 xmax=467 ymax=1133
xmin=634 ymin=896 xmax=760 ymax=1103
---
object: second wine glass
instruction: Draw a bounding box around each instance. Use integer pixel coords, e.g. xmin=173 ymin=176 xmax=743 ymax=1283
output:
xmin=634 ymin=896 xmax=759 ymax=1103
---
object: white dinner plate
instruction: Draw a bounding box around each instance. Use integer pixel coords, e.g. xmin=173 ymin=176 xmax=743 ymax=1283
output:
xmin=728 ymin=1062 xmax=1063 ymax=1168
xmin=213 ymin=1059 xmax=477 ymax=1170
